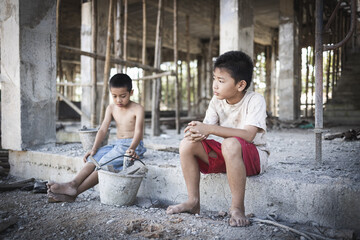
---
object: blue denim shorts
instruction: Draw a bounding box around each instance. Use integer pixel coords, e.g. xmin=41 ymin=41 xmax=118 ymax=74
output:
xmin=87 ymin=139 xmax=146 ymax=171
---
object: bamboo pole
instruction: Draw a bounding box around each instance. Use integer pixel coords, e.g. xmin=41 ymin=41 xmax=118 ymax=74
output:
xmin=141 ymin=0 xmax=147 ymax=107
xmin=59 ymin=45 xmax=165 ymax=73
xmin=174 ymin=0 xmax=180 ymax=134
xmin=186 ymin=15 xmax=191 ymax=116
xmin=115 ymin=0 xmax=122 ymax=72
xmin=91 ymin=0 xmax=98 ymax=127
xmin=99 ymin=0 xmax=114 ymax=123
xmin=123 ymin=0 xmax=128 ymax=73
xmin=151 ymin=0 xmax=163 ymax=136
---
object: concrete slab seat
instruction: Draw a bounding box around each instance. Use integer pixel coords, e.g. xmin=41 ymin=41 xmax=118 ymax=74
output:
xmin=8 ymin=144 xmax=360 ymax=233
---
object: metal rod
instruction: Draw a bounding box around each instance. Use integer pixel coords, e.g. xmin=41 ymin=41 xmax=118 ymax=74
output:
xmin=323 ymin=0 xmax=356 ymax=51
xmin=315 ymin=0 xmax=323 ymax=162
xmin=323 ymin=0 xmax=341 ymax=33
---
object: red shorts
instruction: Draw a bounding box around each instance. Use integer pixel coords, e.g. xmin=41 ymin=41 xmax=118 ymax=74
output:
xmin=196 ymin=137 xmax=260 ymax=176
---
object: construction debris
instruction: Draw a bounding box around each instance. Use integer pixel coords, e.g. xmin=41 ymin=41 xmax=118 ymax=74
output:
xmin=0 ymin=212 xmax=18 ymax=233
xmin=324 ymin=129 xmax=360 ymax=141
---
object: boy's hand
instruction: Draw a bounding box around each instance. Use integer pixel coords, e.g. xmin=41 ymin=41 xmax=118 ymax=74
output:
xmin=83 ymin=149 xmax=97 ymax=163
xmin=126 ymin=148 xmax=139 ymax=159
xmin=184 ymin=121 xmax=208 ymax=142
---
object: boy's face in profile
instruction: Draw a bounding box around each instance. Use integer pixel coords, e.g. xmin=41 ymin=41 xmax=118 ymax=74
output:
xmin=212 ymin=67 xmax=246 ymax=101
xmin=110 ymin=87 xmax=133 ymax=108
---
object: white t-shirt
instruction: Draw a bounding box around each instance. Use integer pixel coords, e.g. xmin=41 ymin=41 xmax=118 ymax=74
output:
xmin=203 ymin=91 xmax=270 ymax=173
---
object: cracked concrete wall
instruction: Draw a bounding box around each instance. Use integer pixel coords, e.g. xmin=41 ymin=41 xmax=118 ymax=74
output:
xmin=0 ymin=0 xmax=56 ymax=150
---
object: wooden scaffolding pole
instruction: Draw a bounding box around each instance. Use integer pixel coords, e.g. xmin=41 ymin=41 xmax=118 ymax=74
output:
xmin=56 ymin=0 xmax=64 ymax=96
xmin=115 ymin=0 xmax=122 ymax=72
xmin=99 ymin=0 xmax=114 ymax=123
xmin=305 ymin=47 xmax=310 ymax=118
xmin=123 ymin=0 xmax=128 ymax=72
xmin=91 ymin=0 xmax=98 ymax=127
xmin=59 ymin=45 xmax=164 ymax=73
xmin=141 ymin=0 xmax=147 ymax=107
xmin=207 ymin=0 xmax=216 ymax=98
xmin=265 ymin=46 xmax=271 ymax=113
xmin=173 ymin=0 xmax=180 ymax=134
xmin=151 ymin=0 xmax=163 ymax=136
xmin=186 ymin=15 xmax=191 ymax=116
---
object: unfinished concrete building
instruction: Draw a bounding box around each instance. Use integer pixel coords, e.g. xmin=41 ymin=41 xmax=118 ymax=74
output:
xmin=0 ymin=0 xmax=359 ymax=235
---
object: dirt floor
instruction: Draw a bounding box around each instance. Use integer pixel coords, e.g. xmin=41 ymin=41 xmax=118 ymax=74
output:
xmin=0 ymin=125 xmax=359 ymax=239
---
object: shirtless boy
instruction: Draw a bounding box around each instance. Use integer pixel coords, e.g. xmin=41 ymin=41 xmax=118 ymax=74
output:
xmin=47 ymin=73 xmax=146 ymax=202
xmin=166 ymin=51 xmax=269 ymax=227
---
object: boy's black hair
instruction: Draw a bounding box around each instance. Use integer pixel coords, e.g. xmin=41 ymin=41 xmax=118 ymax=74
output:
xmin=109 ymin=73 xmax=132 ymax=92
xmin=214 ymin=51 xmax=253 ymax=90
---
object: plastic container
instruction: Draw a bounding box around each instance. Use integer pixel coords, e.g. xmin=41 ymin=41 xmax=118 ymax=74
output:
xmin=98 ymin=170 xmax=144 ymax=206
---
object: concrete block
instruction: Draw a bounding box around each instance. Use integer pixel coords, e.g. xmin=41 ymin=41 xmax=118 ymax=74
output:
xmin=9 ymin=150 xmax=84 ymax=183
xmin=8 ymin=148 xmax=360 ymax=233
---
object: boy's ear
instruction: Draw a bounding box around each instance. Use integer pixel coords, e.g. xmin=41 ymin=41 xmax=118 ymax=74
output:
xmin=237 ymin=80 xmax=247 ymax=92
xmin=130 ymin=89 xmax=134 ymax=96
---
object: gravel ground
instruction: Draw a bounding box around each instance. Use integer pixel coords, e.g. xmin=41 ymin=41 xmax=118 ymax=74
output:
xmin=0 ymin=125 xmax=359 ymax=239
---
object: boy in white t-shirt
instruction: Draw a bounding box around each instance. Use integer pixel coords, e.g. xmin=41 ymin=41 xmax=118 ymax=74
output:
xmin=166 ymin=51 xmax=269 ymax=227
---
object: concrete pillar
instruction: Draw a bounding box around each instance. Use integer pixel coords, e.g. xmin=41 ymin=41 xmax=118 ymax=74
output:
xmin=0 ymin=0 xmax=57 ymax=150
xmin=219 ymin=0 xmax=254 ymax=90
xmin=81 ymin=0 xmax=107 ymax=127
xmin=278 ymin=0 xmax=301 ymax=120
xmin=219 ymin=0 xmax=254 ymax=57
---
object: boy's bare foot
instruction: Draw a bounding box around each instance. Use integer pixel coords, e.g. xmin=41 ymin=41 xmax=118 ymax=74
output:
xmin=47 ymin=181 xmax=77 ymax=196
xmin=229 ymin=208 xmax=250 ymax=227
xmin=47 ymin=191 xmax=76 ymax=203
xmin=166 ymin=201 xmax=200 ymax=214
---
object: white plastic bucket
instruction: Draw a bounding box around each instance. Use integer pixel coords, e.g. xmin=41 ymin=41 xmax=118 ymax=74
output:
xmin=98 ymin=170 xmax=144 ymax=206
xmin=78 ymin=128 xmax=109 ymax=151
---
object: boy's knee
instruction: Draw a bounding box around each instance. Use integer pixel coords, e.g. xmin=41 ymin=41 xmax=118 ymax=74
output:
xmin=179 ymin=137 xmax=199 ymax=154
xmin=221 ymin=137 xmax=242 ymax=158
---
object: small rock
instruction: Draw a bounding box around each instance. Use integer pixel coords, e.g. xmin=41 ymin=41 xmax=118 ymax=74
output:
xmin=106 ymin=219 xmax=115 ymax=224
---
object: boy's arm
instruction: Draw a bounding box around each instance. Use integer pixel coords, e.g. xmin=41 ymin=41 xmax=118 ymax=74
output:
xmin=127 ymin=105 xmax=145 ymax=156
xmin=185 ymin=121 xmax=258 ymax=143
xmin=91 ymin=105 xmax=113 ymax=152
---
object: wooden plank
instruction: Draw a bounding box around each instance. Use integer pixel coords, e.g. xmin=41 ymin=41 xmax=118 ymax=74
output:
xmin=133 ymin=71 xmax=174 ymax=81
xmin=57 ymin=93 xmax=90 ymax=120
xmin=59 ymin=45 xmax=165 ymax=73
